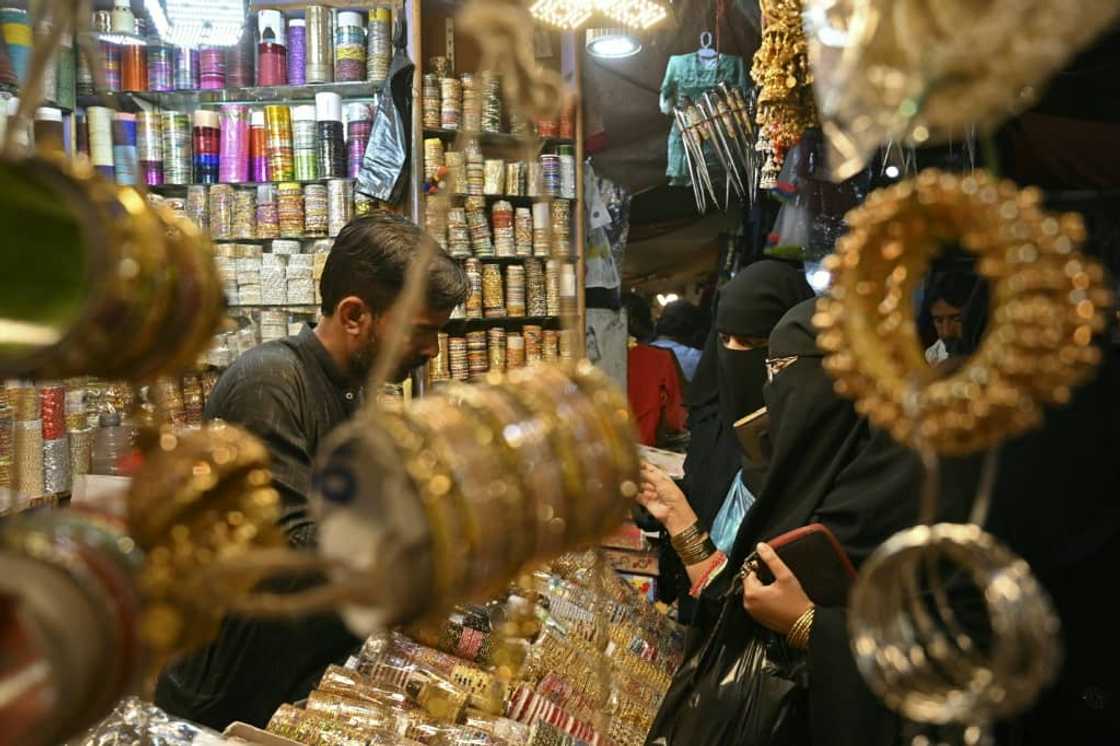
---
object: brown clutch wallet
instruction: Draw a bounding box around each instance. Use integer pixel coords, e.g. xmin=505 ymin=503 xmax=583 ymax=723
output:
xmin=734 ymin=406 xmax=770 ymax=465
xmin=742 ymin=523 xmax=858 ymax=608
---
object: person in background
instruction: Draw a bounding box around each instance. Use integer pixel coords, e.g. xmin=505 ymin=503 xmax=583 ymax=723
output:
xmin=921 ymin=271 xmax=976 ymax=364
xmin=651 ymin=299 xmax=706 ymax=381
xmin=155 ymin=213 xmax=469 ymax=730
xmin=624 ymin=292 xmax=687 ymax=447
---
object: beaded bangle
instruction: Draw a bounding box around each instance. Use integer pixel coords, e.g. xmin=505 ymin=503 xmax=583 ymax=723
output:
xmin=815 ymin=169 xmax=1112 ymax=455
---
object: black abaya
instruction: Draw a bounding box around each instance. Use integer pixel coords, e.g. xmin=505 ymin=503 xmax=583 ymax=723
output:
xmin=659 ymin=261 xmax=814 ymax=622
xmin=649 ymin=299 xmax=927 ymax=746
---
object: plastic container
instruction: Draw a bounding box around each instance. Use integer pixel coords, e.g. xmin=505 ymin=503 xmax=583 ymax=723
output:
xmin=90 ymin=412 xmax=135 ymax=476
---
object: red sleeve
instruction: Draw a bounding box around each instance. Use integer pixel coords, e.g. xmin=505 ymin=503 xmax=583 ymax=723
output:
xmin=628 ymin=345 xmax=688 ymax=446
xmin=661 ymin=352 xmax=688 ymax=433
xmin=628 ymin=346 xmax=662 ymax=445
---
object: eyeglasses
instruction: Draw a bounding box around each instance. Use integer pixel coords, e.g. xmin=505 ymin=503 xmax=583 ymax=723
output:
xmin=765 ymin=355 xmax=799 ymax=382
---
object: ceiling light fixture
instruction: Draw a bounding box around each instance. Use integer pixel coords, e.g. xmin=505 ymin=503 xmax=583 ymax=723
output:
xmin=586 ymin=28 xmax=642 ymax=58
xmin=144 ymin=0 xmax=246 ymax=48
xmin=531 ymin=0 xmax=667 ymax=31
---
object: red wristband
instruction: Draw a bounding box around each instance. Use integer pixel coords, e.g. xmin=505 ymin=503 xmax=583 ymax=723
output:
xmin=689 ymin=551 xmax=728 ymax=598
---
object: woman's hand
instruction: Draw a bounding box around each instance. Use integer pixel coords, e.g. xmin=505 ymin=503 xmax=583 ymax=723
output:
xmin=636 ymin=462 xmax=697 ymax=537
xmin=742 ymin=542 xmax=812 ymax=635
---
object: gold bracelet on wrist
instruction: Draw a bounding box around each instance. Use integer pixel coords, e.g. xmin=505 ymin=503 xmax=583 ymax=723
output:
xmin=671 ymin=524 xmax=716 ymax=565
xmin=677 ymin=537 xmax=716 ymax=566
xmin=669 ymin=521 xmax=704 ymax=549
xmin=787 ymin=606 xmax=815 ymax=650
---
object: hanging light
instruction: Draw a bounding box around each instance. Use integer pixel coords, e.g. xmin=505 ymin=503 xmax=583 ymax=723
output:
xmin=531 ymin=0 xmax=667 ymax=31
xmin=144 ymin=0 xmax=246 ymax=48
xmin=586 ymin=28 xmax=643 ymax=58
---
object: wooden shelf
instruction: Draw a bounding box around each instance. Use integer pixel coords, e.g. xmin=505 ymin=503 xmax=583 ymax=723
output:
xmin=228 ymin=304 xmax=320 ymax=310
xmin=212 ymin=237 xmax=335 ymax=243
xmin=449 ymin=254 xmax=577 ymax=263
xmin=433 ymin=193 xmax=575 ymax=206
xmin=423 ymin=127 xmax=574 ymax=150
xmin=444 ymin=316 xmax=562 ymax=327
xmin=77 ymin=80 xmax=381 ymax=112
xmin=151 ymin=179 xmax=354 ymax=191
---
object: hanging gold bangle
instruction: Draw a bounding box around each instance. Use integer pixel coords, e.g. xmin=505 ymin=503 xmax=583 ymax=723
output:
xmin=814 ymin=169 xmax=1112 ymax=455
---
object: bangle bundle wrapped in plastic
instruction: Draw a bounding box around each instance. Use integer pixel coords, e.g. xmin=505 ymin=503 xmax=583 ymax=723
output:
xmin=803 ymin=0 xmax=1120 ymax=179
xmin=313 ymin=361 xmax=640 ymax=633
xmin=0 ymin=154 xmax=223 ymax=382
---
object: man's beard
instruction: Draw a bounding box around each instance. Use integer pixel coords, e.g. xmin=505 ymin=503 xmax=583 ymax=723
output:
xmin=348 ymin=340 xmax=428 ymax=383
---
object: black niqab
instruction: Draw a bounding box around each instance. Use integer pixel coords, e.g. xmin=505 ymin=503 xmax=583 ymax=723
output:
xmin=650 ymin=298 xmax=928 ymax=746
xmin=726 ymin=298 xmax=924 ymax=573
xmin=662 ymin=262 xmax=814 ymax=622
xmin=713 ymin=260 xmax=815 ymax=459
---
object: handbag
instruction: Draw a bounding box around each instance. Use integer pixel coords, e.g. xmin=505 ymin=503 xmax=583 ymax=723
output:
xmin=741 ymin=523 xmax=857 ymax=608
xmin=645 ymin=524 xmax=856 ymax=746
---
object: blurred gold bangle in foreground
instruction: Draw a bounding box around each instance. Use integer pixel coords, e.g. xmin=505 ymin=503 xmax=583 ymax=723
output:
xmin=814 ymin=168 xmax=1112 ymax=455
xmin=313 ymin=361 xmax=641 ymax=631
xmin=0 ymin=154 xmax=223 ymax=382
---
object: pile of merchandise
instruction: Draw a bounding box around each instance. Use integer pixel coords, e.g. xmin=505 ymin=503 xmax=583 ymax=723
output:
xmin=265 ymin=552 xmax=684 ymax=746
xmin=0 ymin=375 xmax=221 ymax=513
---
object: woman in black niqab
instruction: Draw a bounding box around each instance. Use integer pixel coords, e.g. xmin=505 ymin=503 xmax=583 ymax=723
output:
xmin=646 ymin=298 xmax=928 ymax=746
xmin=657 ymin=260 xmax=814 ymax=622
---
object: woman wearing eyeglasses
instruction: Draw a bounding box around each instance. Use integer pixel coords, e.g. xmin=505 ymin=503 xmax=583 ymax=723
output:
xmin=641 ymin=298 xmax=930 ymax=746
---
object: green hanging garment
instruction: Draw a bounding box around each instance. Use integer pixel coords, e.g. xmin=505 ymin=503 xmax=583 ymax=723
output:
xmin=659 ymin=52 xmax=748 ymax=187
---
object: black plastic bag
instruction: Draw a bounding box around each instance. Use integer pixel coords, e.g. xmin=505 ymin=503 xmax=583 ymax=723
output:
xmin=645 ymin=588 xmax=809 ymax=746
xmin=357 ymin=17 xmax=414 ymax=203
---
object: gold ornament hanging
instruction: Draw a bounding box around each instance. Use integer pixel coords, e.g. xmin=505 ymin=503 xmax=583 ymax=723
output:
xmin=751 ymin=0 xmax=818 ymax=188
xmin=814 ymin=168 xmax=1112 ymax=455
xmin=802 ymin=0 xmax=1120 ymax=178
xmin=127 ymin=422 xmax=282 ymax=656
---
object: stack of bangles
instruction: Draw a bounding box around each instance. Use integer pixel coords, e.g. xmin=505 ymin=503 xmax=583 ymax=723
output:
xmin=671 ymin=522 xmax=729 ymax=598
xmin=787 ymin=606 xmax=815 ymax=650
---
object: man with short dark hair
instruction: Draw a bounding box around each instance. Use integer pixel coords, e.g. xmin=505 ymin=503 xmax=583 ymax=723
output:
xmin=155 ymin=213 xmax=468 ymax=729
xmin=922 ymin=272 xmax=975 ymax=365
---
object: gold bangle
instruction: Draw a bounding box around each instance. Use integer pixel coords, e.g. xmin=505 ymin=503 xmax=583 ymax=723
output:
xmin=815 ymin=169 xmax=1112 ymax=455
xmin=678 ymin=541 xmax=715 ymax=566
xmin=669 ymin=521 xmax=704 ymax=550
xmin=787 ymin=606 xmax=815 ymax=650
xmin=674 ymin=532 xmax=716 ymax=565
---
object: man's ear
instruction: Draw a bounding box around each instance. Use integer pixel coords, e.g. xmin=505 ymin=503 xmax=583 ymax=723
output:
xmin=336 ymin=296 xmax=370 ymax=335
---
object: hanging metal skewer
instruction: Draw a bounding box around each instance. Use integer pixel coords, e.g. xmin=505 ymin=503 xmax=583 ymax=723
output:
xmin=698 ymin=92 xmax=747 ymax=201
xmin=674 ymin=104 xmax=714 ymax=213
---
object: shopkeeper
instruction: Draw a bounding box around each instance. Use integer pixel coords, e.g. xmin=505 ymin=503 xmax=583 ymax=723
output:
xmin=155 ymin=213 xmax=470 ymax=729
